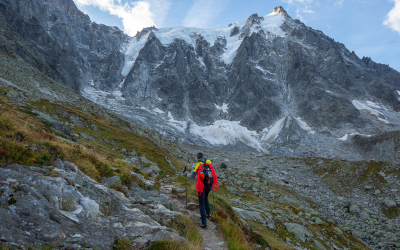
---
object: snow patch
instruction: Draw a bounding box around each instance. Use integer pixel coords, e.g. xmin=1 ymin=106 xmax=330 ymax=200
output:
xmin=261 ymin=117 xmax=286 ymax=143
xmin=366 ymin=101 xmax=388 ymax=111
xmin=153 ymin=108 xmax=165 ymax=114
xmin=255 ymin=65 xmax=276 ymax=76
xmin=337 ymin=132 xmax=373 ymax=141
xmin=215 ymin=103 xmax=229 ymax=113
xmin=189 ymin=120 xmax=264 ymax=151
xmin=167 ymin=112 xmax=187 ymax=133
xmin=295 ymin=117 xmax=315 ymax=134
xmin=352 ymin=100 xmax=389 ymax=123
xmin=121 ymin=33 xmax=150 ymax=77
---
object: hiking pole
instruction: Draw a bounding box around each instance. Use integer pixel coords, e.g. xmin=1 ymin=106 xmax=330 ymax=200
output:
xmin=212 ymin=189 xmax=217 ymax=229
xmin=183 ymin=167 xmax=187 ymax=213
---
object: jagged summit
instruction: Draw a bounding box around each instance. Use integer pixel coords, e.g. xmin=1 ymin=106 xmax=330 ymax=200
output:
xmin=273 ymin=6 xmax=288 ymax=15
xmin=3 ymin=0 xmax=400 ymax=164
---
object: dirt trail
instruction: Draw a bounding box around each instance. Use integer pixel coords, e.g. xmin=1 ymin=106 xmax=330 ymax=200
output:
xmin=160 ymin=182 xmax=228 ymax=250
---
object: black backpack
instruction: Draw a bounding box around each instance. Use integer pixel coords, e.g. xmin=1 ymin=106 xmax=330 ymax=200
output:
xmin=199 ymin=159 xmax=214 ymax=186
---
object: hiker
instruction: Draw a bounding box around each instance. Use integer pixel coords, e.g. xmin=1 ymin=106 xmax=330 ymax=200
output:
xmin=184 ymin=152 xmax=218 ymax=229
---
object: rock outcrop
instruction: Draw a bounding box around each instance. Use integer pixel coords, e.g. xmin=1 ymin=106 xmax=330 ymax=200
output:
xmin=0 ymin=162 xmax=185 ymax=249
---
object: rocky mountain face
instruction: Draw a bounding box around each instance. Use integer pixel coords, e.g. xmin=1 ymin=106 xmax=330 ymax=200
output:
xmin=0 ymin=0 xmax=128 ymax=91
xmin=0 ymin=36 xmax=396 ymax=250
xmin=2 ymin=0 xmax=400 ymax=160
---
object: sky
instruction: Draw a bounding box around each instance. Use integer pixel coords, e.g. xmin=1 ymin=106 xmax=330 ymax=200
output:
xmin=73 ymin=0 xmax=400 ymax=72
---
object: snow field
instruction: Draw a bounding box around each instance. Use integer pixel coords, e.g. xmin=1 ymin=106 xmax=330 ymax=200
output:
xmin=352 ymin=100 xmax=389 ymax=123
xmin=121 ymin=12 xmax=286 ymax=75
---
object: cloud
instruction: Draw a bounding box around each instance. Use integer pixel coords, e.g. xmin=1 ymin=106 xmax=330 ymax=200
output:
xmin=334 ymin=0 xmax=344 ymax=8
xmin=282 ymin=0 xmax=314 ymax=21
xmin=74 ymin=0 xmax=171 ymax=36
xmin=384 ymin=0 xmax=400 ymax=34
xmin=183 ymin=0 xmax=230 ymax=28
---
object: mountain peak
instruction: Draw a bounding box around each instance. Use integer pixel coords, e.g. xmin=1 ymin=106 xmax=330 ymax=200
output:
xmin=273 ymin=6 xmax=287 ymax=15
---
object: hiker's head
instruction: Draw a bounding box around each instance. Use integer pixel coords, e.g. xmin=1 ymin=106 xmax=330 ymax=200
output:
xmin=196 ymin=152 xmax=204 ymax=160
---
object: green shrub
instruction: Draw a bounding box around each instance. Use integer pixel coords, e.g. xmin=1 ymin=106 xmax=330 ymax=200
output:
xmin=113 ymin=238 xmax=131 ymax=250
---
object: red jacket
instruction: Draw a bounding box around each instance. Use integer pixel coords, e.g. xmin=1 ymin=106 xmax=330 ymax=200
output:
xmin=195 ymin=163 xmax=218 ymax=195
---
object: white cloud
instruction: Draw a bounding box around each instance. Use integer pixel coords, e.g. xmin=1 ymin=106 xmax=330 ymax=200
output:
xmin=334 ymin=0 xmax=344 ymax=8
xmin=282 ymin=0 xmax=314 ymax=21
xmin=73 ymin=0 xmax=171 ymax=36
xmin=183 ymin=0 xmax=229 ymax=28
xmin=384 ymin=0 xmax=400 ymax=34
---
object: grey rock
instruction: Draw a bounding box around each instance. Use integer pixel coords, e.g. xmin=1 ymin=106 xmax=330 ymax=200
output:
xmin=352 ymin=230 xmax=365 ymax=239
xmin=173 ymin=187 xmax=185 ymax=193
xmin=383 ymin=199 xmax=397 ymax=208
xmin=101 ymin=176 xmax=122 ymax=188
xmin=0 ymin=163 xmax=178 ymax=249
xmin=364 ymin=185 xmax=373 ymax=190
xmin=313 ymin=239 xmax=326 ymax=250
xmin=233 ymin=207 xmax=275 ymax=230
xmin=63 ymin=161 xmax=78 ymax=172
xmin=186 ymin=203 xmax=198 ymax=211
xmin=334 ymin=227 xmax=343 ymax=235
xmin=284 ymin=223 xmax=313 ymax=242
xmin=315 ymin=217 xmax=325 ymax=225
xmin=131 ymin=229 xmax=187 ymax=250
xmin=359 ymin=211 xmax=370 ymax=219
xmin=349 ymin=204 xmax=361 ymax=214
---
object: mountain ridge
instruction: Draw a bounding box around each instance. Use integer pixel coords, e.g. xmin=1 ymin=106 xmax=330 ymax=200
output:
xmin=2 ymin=0 xmax=400 ymax=161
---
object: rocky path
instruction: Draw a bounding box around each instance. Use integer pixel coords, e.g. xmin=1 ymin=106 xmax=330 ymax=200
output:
xmin=160 ymin=183 xmax=228 ymax=250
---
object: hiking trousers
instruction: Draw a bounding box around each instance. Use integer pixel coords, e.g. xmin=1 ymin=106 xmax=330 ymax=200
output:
xmin=198 ymin=186 xmax=211 ymax=226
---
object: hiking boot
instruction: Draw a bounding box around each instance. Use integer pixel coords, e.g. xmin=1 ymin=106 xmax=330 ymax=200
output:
xmin=207 ymin=215 xmax=211 ymax=220
xmin=201 ymin=225 xmax=207 ymax=229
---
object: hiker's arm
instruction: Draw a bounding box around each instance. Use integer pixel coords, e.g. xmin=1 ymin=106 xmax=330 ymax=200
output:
xmin=186 ymin=165 xmax=196 ymax=179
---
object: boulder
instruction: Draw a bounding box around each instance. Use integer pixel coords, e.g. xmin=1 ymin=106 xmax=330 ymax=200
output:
xmin=334 ymin=227 xmax=343 ymax=235
xmin=359 ymin=211 xmax=370 ymax=219
xmin=349 ymin=204 xmax=360 ymax=214
xmin=383 ymin=199 xmax=397 ymax=208
xmin=101 ymin=176 xmax=122 ymax=188
xmin=80 ymin=197 xmax=101 ymax=218
xmin=352 ymin=230 xmax=365 ymax=239
xmin=63 ymin=161 xmax=78 ymax=172
xmin=131 ymin=230 xmax=187 ymax=250
xmin=284 ymin=223 xmax=313 ymax=242
xmin=364 ymin=185 xmax=373 ymax=190
xmin=313 ymin=239 xmax=326 ymax=250
xmin=315 ymin=217 xmax=325 ymax=225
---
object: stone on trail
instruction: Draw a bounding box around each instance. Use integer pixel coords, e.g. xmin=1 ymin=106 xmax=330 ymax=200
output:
xmin=173 ymin=187 xmax=185 ymax=193
xmin=187 ymin=203 xmax=198 ymax=210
